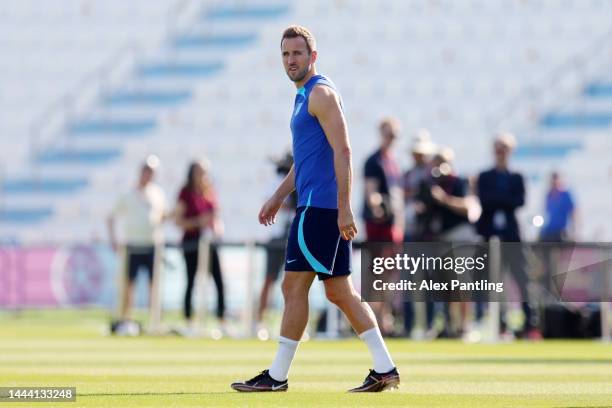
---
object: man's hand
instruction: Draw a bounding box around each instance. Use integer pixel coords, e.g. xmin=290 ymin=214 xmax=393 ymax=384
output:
xmin=338 ymin=207 xmax=358 ymax=241
xmin=259 ymin=196 xmax=284 ymax=226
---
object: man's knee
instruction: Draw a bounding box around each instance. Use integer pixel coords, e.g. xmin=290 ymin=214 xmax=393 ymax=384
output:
xmin=325 ymin=284 xmax=353 ymax=306
xmin=281 ymin=278 xmax=293 ymax=300
xmin=281 ymin=273 xmax=312 ymax=301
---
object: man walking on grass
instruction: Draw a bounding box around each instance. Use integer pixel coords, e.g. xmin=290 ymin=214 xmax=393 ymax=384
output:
xmin=231 ymin=25 xmax=399 ymax=393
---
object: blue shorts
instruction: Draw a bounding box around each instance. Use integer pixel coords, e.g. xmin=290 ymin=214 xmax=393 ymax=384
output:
xmin=284 ymin=206 xmax=352 ymax=280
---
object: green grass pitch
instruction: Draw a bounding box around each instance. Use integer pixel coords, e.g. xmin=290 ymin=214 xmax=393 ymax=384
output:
xmin=1 ymin=310 xmax=611 ymax=407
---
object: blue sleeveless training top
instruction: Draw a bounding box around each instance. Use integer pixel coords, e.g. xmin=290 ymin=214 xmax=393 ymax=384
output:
xmin=290 ymin=74 xmax=340 ymax=209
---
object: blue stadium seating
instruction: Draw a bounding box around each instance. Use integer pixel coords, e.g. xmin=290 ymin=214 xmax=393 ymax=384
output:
xmin=514 ymin=143 xmax=582 ymax=159
xmin=69 ymin=119 xmax=157 ymax=136
xmin=137 ymin=62 xmax=224 ymax=78
xmin=1 ymin=0 xmax=611 ymax=242
xmin=205 ymin=5 xmax=290 ymax=20
xmin=584 ymin=83 xmax=612 ymax=97
xmin=541 ymin=112 xmax=612 ymax=128
xmin=103 ymin=90 xmax=192 ymax=106
xmin=0 ymin=208 xmax=54 ymax=224
xmin=36 ymin=149 xmax=121 ymax=165
xmin=173 ymin=34 xmax=257 ymax=49
xmin=3 ymin=178 xmax=88 ymax=194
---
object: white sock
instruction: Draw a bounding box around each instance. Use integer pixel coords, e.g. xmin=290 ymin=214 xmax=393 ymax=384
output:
xmin=359 ymin=327 xmax=395 ymax=373
xmin=268 ymin=336 xmax=299 ymax=381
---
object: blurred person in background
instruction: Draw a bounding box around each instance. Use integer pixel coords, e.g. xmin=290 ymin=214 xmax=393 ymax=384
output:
xmin=476 ymin=133 xmax=540 ymax=339
xmin=363 ymin=117 xmax=404 ymax=243
xmin=400 ymin=130 xmax=435 ymax=337
xmin=107 ymin=155 xmax=167 ymax=335
xmin=414 ymin=147 xmax=481 ymax=338
xmin=175 ymin=160 xmax=225 ymax=337
xmin=417 ymin=147 xmax=480 ymax=242
xmin=538 ymin=171 xmax=577 ymax=297
xmin=362 ymin=117 xmax=404 ymax=335
xmin=402 ymin=129 xmax=436 ymax=241
xmin=476 ymin=133 xmax=523 ymax=244
xmin=540 ymin=171 xmax=576 ymax=242
xmin=256 ymin=152 xmax=297 ymax=340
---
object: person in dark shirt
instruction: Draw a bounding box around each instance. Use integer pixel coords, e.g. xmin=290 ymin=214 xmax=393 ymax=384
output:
xmin=476 ymin=133 xmax=540 ymax=339
xmin=413 ymin=147 xmax=479 ymax=338
xmin=415 ymin=147 xmax=474 ymax=241
xmin=402 ymin=130 xmax=436 ymax=242
xmin=363 ymin=117 xmax=404 ymax=243
xmin=362 ymin=117 xmax=404 ymax=335
xmin=476 ymin=135 xmax=525 ymax=242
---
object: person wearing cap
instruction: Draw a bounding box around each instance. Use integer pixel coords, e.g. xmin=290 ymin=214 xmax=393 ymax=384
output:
xmin=415 ymin=146 xmax=480 ymax=338
xmin=399 ymin=130 xmax=436 ymax=337
xmin=417 ymin=146 xmax=480 ymax=242
xmin=402 ymin=129 xmax=436 ymax=241
xmin=107 ymin=156 xmax=167 ymax=329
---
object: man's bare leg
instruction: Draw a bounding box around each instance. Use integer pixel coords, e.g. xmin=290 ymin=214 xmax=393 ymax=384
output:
xmin=267 ymin=271 xmax=316 ymax=381
xmin=120 ymin=282 xmax=134 ymax=321
xmin=323 ymin=275 xmax=376 ymax=332
xmin=230 ymin=271 xmax=314 ymax=391
xmin=323 ymin=276 xmax=395 ymax=374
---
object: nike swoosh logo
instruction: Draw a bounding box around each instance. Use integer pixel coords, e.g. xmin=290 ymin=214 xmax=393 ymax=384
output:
xmin=271 ymin=383 xmax=286 ymax=391
xmin=286 ymin=259 xmax=297 ymax=264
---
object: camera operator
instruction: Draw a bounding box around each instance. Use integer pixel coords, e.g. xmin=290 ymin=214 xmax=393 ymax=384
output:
xmin=413 ymin=147 xmax=479 ymax=338
xmin=414 ymin=147 xmax=478 ymax=242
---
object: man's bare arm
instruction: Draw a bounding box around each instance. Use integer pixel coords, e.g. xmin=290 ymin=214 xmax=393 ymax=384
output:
xmin=273 ymin=165 xmax=296 ymax=202
xmin=309 ymin=85 xmax=357 ymax=240
xmin=259 ymin=165 xmax=296 ymax=226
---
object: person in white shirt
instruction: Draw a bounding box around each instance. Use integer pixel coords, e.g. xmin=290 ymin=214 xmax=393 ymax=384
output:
xmin=107 ymin=156 xmax=166 ymax=323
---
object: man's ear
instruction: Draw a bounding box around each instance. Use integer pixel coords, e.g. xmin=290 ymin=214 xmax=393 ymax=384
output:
xmin=310 ymin=50 xmax=318 ymax=64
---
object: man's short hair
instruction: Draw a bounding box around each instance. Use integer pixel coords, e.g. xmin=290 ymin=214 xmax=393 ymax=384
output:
xmin=495 ymin=132 xmax=517 ymax=150
xmin=379 ymin=116 xmax=401 ymax=132
xmin=281 ymin=25 xmax=316 ymax=53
